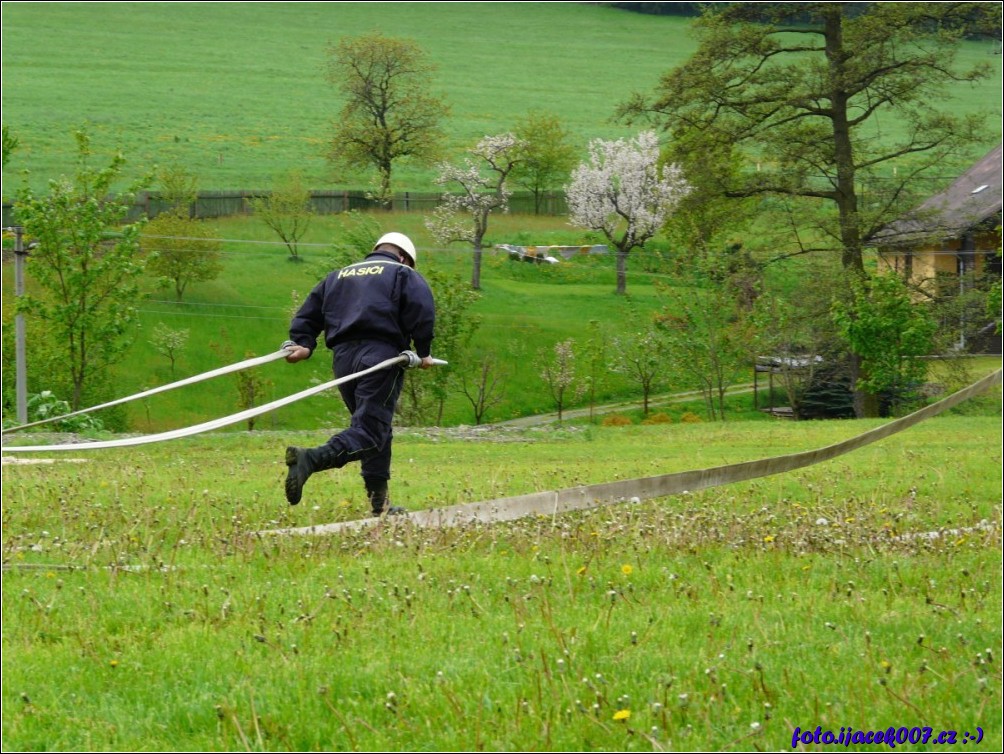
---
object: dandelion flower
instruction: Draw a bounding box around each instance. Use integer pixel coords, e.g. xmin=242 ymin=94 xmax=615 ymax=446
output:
xmin=621 ymin=564 xmax=633 ymax=576
xmin=613 ymin=709 xmax=631 ymax=721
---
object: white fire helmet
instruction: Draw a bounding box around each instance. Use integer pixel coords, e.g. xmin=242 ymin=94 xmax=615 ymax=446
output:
xmin=374 ymin=232 xmax=417 ymax=267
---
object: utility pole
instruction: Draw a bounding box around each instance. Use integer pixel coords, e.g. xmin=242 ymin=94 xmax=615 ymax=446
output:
xmin=12 ymin=225 xmax=29 ymax=423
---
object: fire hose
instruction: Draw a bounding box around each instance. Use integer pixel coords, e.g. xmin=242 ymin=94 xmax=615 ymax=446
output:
xmin=1 ymin=350 xmax=445 ymax=453
xmin=2 ymin=349 xmax=293 ymax=435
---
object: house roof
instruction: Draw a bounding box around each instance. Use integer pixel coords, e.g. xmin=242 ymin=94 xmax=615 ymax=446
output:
xmin=875 ymin=144 xmax=1002 ymax=246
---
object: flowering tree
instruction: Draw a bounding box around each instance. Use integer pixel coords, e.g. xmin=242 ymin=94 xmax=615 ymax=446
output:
xmin=425 ymin=133 xmax=523 ymax=290
xmin=566 ymin=131 xmax=689 ymax=295
xmin=538 ymin=338 xmax=585 ymax=423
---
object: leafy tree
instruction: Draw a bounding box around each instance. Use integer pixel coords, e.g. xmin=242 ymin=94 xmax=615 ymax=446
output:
xmin=566 ymin=131 xmax=690 ymax=295
xmin=326 ymin=32 xmax=448 ymax=206
xmin=234 ymin=357 xmax=273 ymax=431
xmin=750 ymin=261 xmax=849 ymax=419
xmin=989 ymin=242 xmax=1003 ymax=336
xmin=655 ymin=268 xmax=760 ymax=421
xmin=611 ymin=326 xmax=669 ymax=417
xmin=142 ymin=167 xmax=223 ymax=300
xmin=14 ymin=130 xmax=149 ymax=409
xmin=832 ymin=273 xmax=937 ymax=416
xmin=511 ymin=111 xmax=578 ymax=214
xmin=310 ymin=210 xmax=382 ymax=278
xmin=661 ymin=134 xmax=757 ymax=273
xmin=580 ymin=319 xmax=612 ymax=423
xmin=156 ymin=164 xmax=199 ymax=217
xmin=398 ymin=268 xmax=481 ymax=425
xmin=2 ymin=124 xmax=17 ymax=167
xmin=209 ymin=335 xmax=274 ymax=431
xmin=142 ymin=213 xmax=223 ymax=300
xmin=249 ymin=171 xmax=313 ymax=259
xmin=149 ymin=322 xmax=189 ymax=376
xmin=426 ymin=133 xmax=523 ymax=290
xmin=620 ymin=2 xmax=995 ymax=413
xmin=537 ymin=338 xmax=585 ymax=423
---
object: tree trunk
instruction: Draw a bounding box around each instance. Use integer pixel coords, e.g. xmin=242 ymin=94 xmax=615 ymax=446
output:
xmin=615 ymin=249 xmax=628 ymax=295
xmin=471 ymin=243 xmax=483 ymax=290
xmin=377 ymin=164 xmax=393 ymax=209
xmin=825 ymin=9 xmax=875 ymax=418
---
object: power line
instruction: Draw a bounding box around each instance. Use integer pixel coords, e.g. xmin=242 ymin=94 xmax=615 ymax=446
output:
xmin=137 ymin=308 xmax=287 ymax=322
xmin=144 ymin=299 xmax=289 ymax=311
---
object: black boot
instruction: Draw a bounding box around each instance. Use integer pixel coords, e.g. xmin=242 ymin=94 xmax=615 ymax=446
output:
xmin=365 ymin=476 xmax=406 ymax=517
xmin=285 ymin=444 xmax=345 ymax=505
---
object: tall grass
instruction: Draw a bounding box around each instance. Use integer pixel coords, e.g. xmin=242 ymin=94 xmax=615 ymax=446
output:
xmin=2 ymin=415 xmax=1000 ymax=751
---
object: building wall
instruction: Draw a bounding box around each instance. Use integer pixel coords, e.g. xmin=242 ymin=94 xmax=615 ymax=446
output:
xmin=878 ymin=229 xmax=1000 ymax=297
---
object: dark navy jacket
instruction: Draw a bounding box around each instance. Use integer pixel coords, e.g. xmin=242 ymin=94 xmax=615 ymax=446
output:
xmin=289 ymin=251 xmax=436 ymax=358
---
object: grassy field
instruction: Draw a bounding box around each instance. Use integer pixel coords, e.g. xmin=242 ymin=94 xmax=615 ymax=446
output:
xmin=3 ymin=209 xmax=1001 ymax=431
xmin=2 ymin=2 xmax=1000 ymax=429
xmin=1 ymin=2 xmax=700 ymax=193
xmin=4 ymin=210 xmax=710 ymax=431
xmin=2 ymin=412 xmax=1000 ymax=751
xmin=2 ymin=5 xmax=1001 ymax=751
xmin=2 ymin=2 xmax=1000 ymax=194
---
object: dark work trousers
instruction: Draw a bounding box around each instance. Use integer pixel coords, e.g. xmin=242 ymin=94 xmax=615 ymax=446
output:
xmin=325 ymin=340 xmax=405 ymax=481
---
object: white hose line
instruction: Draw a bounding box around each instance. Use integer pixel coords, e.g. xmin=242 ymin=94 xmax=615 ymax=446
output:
xmin=1 ymin=354 xmax=412 ymax=452
xmin=260 ymin=368 xmax=1002 ymax=537
xmin=2 ymin=349 xmax=292 ymax=435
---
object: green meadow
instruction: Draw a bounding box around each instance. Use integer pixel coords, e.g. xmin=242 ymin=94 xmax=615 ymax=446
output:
xmin=7 ymin=207 xmax=996 ymax=432
xmin=1 ymin=2 xmax=702 ymax=193
xmin=1 ymin=6 xmax=1001 ymax=750
xmin=2 ymin=413 xmax=1001 ymax=751
xmin=2 ymin=2 xmax=1001 ymax=429
xmin=1 ymin=2 xmax=1000 ymax=193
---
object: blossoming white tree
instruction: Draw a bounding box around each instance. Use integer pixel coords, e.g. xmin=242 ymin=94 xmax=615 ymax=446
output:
xmin=537 ymin=338 xmax=585 ymax=423
xmin=566 ymin=131 xmax=689 ymax=295
xmin=425 ymin=133 xmax=523 ymax=290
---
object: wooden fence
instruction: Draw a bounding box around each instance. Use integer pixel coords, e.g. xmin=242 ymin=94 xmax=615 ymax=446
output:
xmin=3 ymin=189 xmax=569 ymax=226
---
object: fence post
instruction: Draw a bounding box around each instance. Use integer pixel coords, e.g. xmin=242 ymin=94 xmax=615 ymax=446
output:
xmin=13 ymin=225 xmax=29 ymax=422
